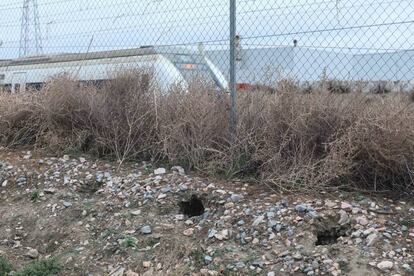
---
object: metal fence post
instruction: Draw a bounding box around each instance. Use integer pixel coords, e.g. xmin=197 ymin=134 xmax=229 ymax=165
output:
xmin=229 ymin=0 xmax=237 ymax=141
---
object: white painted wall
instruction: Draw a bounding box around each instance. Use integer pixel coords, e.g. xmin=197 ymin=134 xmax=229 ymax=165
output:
xmin=207 ymin=47 xmax=414 ymax=83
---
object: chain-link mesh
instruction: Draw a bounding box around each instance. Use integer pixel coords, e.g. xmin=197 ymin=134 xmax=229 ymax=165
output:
xmin=230 ymin=0 xmax=414 ymax=92
xmin=0 ymin=0 xmax=413 ymax=93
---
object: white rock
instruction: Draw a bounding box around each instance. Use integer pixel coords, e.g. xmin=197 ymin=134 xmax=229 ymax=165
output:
xmin=356 ymin=216 xmax=369 ymax=226
xmin=1 ymin=180 xmax=7 ymax=187
xmin=157 ymin=193 xmax=167 ymax=199
xmin=26 ymin=248 xmax=39 ymax=259
xmin=363 ymin=228 xmax=376 ymax=236
xmin=252 ymin=215 xmax=265 ymax=226
xmin=325 ymin=200 xmax=337 ymax=208
xmin=338 ymin=210 xmax=350 ymax=225
xmin=183 ymin=228 xmax=194 ymax=236
xmin=154 ymin=168 xmax=166 ymax=175
xmin=129 ymin=210 xmax=141 ymax=216
xmin=171 ymin=166 xmax=185 ymax=175
xmin=140 ymin=225 xmax=152 ymax=234
xmin=142 ymin=261 xmax=152 ymax=268
xmin=341 ymin=202 xmax=352 ymax=210
xmin=366 ymin=233 xmax=379 ymax=246
xmin=377 ymin=261 xmax=393 ymax=270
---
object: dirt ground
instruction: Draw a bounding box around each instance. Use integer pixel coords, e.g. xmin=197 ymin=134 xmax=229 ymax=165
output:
xmin=0 ymin=147 xmax=413 ymax=275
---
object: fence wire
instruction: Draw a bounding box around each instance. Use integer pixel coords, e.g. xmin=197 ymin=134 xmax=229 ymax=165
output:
xmin=0 ymin=0 xmax=413 ymax=94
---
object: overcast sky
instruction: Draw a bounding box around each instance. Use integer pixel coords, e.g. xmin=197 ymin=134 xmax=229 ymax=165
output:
xmin=0 ymin=0 xmax=413 ymax=58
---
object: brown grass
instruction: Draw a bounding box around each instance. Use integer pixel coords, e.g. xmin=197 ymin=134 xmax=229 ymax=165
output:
xmin=1 ymin=73 xmax=414 ymax=196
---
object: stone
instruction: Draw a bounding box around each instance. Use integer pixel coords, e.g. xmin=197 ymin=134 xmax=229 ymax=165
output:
xmin=63 ymin=201 xmax=73 ymax=208
xmin=154 ymin=168 xmax=166 ymax=175
xmin=296 ymin=204 xmax=311 ymax=213
xmin=366 ymin=233 xmax=379 ymax=246
xmin=341 ymin=202 xmax=352 ymax=210
xmin=338 ymin=210 xmax=350 ymax=225
xmin=141 ymin=225 xmax=152 ymax=234
xmin=252 ymin=215 xmax=265 ymax=226
xmin=143 ymin=261 xmax=152 ymax=268
xmin=109 ymin=267 xmax=125 ymax=276
xmin=183 ymin=228 xmax=194 ymax=236
xmin=160 ymin=186 xmax=172 ymax=193
xmin=44 ymin=188 xmax=56 ymax=194
xmin=230 ymin=193 xmax=244 ymax=202
xmin=402 ymin=264 xmax=413 ymax=273
xmin=157 ymin=193 xmax=167 ymax=199
xmin=125 ymin=271 xmax=139 ymax=276
xmin=204 ymin=255 xmax=213 ymax=265
xmin=171 ymin=166 xmax=185 ymax=175
xmin=351 ymin=230 xmax=362 ymax=238
xmin=129 ymin=210 xmax=142 ymax=216
xmin=356 ymin=216 xmax=368 ymax=226
xmin=16 ymin=176 xmax=27 ymax=186
xmin=377 ymin=261 xmax=393 ymax=270
xmin=325 ymin=200 xmax=337 ymax=208
xmin=26 ymin=248 xmax=39 ymax=259
xmin=214 ymin=229 xmax=229 ymax=240
xmin=178 ymin=184 xmax=188 ymax=192
xmin=363 ymin=228 xmax=376 ymax=236
xmin=1 ymin=180 xmax=7 ymax=187
xmin=208 ymin=229 xmax=217 ymax=239
xmin=293 ymin=253 xmax=303 ymax=260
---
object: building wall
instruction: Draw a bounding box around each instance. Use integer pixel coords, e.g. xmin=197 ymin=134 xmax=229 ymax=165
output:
xmin=207 ymin=47 xmax=414 ymax=83
xmin=352 ymin=51 xmax=414 ymax=81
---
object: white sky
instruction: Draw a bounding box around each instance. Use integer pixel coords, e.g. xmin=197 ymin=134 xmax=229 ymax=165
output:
xmin=0 ymin=0 xmax=413 ymax=58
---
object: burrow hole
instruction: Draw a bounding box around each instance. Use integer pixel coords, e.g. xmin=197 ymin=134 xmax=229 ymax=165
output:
xmin=179 ymin=195 xmax=205 ymax=217
xmin=315 ymin=222 xmax=349 ymax=246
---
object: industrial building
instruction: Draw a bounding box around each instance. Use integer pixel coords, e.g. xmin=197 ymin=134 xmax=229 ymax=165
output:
xmin=206 ymin=46 xmax=414 ymax=84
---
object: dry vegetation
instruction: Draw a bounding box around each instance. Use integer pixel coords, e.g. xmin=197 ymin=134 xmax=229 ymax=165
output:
xmin=1 ymin=72 xmax=414 ymax=196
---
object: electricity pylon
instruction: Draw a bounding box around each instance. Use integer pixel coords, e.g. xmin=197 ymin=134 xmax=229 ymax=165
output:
xmin=19 ymin=0 xmax=43 ymax=57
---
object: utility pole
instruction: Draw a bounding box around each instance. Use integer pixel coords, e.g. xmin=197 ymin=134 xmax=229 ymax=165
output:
xmin=20 ymin=0 xmax=43 ymax=57
xmin=229 ymin=0 xmax=237 ymax=141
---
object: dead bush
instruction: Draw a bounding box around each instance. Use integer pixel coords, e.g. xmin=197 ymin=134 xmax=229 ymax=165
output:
xmin=157 ymin=81 xmax=229 ymax=170
xmin=324 ymin=97 xmax=414 ymax=195
xmin=1 ymin=75 xmax=414 ymax=196
xmin=38 ymin=76 xmax=98 ymax=151
xmin=90 ymin=70 xmax=159 ymax=163
xmin=0 ymin=92 xmax=42 ymax=146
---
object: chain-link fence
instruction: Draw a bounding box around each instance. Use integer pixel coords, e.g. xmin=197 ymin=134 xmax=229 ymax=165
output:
xmin=1 ymin=0 xmax=414 ymax=93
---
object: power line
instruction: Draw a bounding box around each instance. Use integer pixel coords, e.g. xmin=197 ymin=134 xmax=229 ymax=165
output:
xmin=242 ymin=20 xmax=414 ymax=40
xmin=0 ymin=0 xmax=409 ymax=28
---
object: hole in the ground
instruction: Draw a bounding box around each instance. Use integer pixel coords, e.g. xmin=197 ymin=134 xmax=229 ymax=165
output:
xmin=179 ymin=195 xmax=205 ymax=217
xmin=315 ymin=227 xmax=344 ymax=245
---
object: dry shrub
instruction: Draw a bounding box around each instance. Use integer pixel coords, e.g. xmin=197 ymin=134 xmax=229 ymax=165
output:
xmin=90 ymin=70 xmax=159 ymax=163
xmin=0 ymin=92 xmax=42 ymax=146
xmin=157 ymin=81 xmax=229 ymax=170
xmin=38 ymin=76 xmax=98 ymax=151
xmin=234 ymin=86 xmax=414 ymax=194
xmin=234 ymin=87 xmax=356 ymax=189
xmin=324 ymin=97 xmax=414 ymax=194
xmin=1 ymin=75 xmax=414 ymax=196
